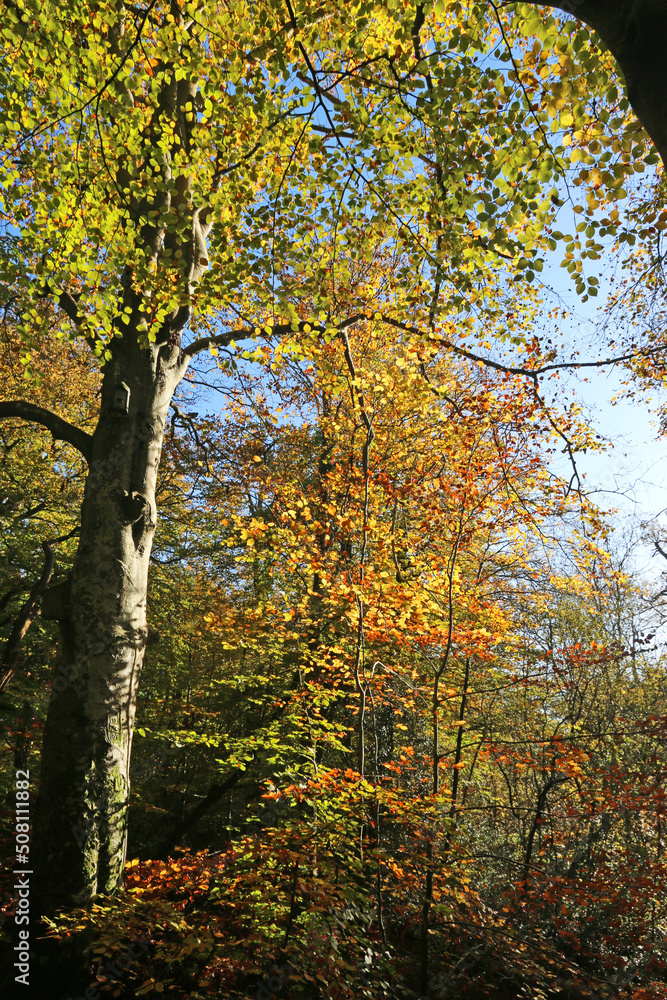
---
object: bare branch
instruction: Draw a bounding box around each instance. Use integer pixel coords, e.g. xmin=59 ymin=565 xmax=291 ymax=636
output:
xmin=379 ymin=315 xmax=667 ymax=379
xmin=0 ymin=401 xmax=93 ymax=462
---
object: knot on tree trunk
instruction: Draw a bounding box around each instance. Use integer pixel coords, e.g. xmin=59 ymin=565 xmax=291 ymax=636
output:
xmin=119 ymin=491 xmax=150 ymax=524
xmin=116 ymin=623 xmax=160 ymax=650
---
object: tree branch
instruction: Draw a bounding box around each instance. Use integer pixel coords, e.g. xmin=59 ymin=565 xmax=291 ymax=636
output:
xmin=182 ymin=326 xmax=254 ymax=359
xmin=182 ymin=314 xmax=365 ymax=358
xmin=379 ymin=315 xmax=667 ymax=379
xmin=186 ymin=308 xmax=667 ymax=384
xmin=0 ymin=541 xmax=55 ymax=694
xmin=52 ymin=288 xmax=85 ymax=326
xmin=0 ymin=401 xmax=93 ymax=462
xmin=155 ymin=769 xmax=243 ymax=858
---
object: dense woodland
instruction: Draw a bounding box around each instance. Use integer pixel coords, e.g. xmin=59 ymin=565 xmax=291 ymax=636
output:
xmin=1 ymin=2 xmax=667 ymax=998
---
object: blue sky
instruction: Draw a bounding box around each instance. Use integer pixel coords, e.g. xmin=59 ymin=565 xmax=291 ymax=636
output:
xmin=534 ymin=193 xmax=667 ymax=580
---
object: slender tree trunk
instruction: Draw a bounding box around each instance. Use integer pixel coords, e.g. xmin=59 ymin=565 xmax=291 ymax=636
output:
xmin=32 ymin=332 xmax=186 ymax=914
xmin=0 ymin=541 xmax=54 ymax=693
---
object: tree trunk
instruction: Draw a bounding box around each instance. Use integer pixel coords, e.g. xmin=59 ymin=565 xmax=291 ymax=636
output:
xmin=32 ymin=332 xmax=186 ymax=914
xmin=0 ymin=541 xmax=55 ymax=693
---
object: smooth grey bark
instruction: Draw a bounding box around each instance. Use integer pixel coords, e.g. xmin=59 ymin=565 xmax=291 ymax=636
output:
xmin=535 ymin=1 xmax=667 ymax=168
xmin=19 ymin=5 xmax=222 ymax=915
xmin=30 ymin=331 xmax=190 ymax=913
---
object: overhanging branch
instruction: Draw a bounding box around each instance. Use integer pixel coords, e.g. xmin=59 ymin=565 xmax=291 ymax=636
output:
xmin=183 ymin=304 xmax=667 ymax=383
xmin=182 ymin=314 xmax=365 ymax=359
xmin=185 ymin=310 xmax=667 ymax=380
xmin=379 ymin=315 xmax=667 ymax=380
xmin=0 ymin=401 xmax=93 ymax=462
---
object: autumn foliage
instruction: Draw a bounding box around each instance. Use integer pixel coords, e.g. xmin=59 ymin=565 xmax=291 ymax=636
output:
xmin=1 ymin=1 xmax=667 ymax=998
xmin=1 ymin=320 xmax=659 ymax=998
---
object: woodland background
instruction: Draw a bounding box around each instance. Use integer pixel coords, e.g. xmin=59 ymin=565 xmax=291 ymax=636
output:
xmin=1 ymin=1 xmax=667 ymax=999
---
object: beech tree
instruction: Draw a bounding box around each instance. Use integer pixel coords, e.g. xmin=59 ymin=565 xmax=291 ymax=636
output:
xmin=0 ymin=0 xmax=664 ymax=924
